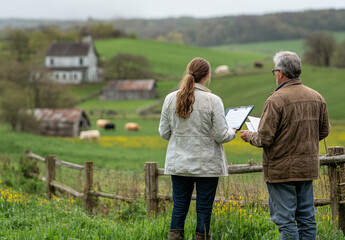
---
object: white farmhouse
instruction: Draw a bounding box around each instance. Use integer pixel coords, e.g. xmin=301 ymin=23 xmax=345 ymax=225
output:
xmin=45 ymin=31 xmax=103 ymax=84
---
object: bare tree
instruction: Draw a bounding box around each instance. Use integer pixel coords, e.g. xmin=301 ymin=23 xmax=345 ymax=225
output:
xmin=304 ymin=32 xmax=337 ymax=67
xmin=334 ymin=40 xmax=345 ymax=68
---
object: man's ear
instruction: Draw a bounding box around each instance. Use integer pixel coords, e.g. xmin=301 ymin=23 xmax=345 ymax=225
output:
xmin=279 ymin=70 xmax=284 ymax=79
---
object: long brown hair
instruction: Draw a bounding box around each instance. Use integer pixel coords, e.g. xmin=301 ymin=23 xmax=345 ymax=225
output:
xmin=175 ymin=58 xmax=210 ymax=118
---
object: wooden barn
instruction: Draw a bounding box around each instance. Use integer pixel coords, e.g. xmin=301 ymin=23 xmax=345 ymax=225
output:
xmin=99 ymin=79 xmax=156 ymax=101
xmin=18 ymin=108 xmax=90 ymax=138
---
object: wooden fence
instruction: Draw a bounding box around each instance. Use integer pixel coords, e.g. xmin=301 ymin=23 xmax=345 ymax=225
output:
xmin=24 ymin=150 xmax=133 ymax=212
xmin=25 ymin=146 xmax=345 ymax=232
xmin=145 ymin=146 xmax=345 ymax=233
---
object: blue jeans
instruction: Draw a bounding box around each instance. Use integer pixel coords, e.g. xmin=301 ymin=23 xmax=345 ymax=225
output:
xmin=170 ymin=175 xmax=219 ymax=234
xmin=266 ymin=181 xmax=317 ymax=240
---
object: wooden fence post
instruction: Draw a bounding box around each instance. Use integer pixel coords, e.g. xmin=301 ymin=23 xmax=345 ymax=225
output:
xmin=145 ymin=162 xmax=158 ymax=217
xmin=328 ymin=146 xmax=345 ymax=231
xmin=84 ymin=162 xmax=94 ymax=212
xmin=45 ymin=155 xmax=56 ymax=199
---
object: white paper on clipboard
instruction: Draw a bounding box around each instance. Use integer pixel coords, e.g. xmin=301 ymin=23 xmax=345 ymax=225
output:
xmin=245 ymin=122 xmax=256 ymax=132
xmin=247 ymin=116 xmax=261 ymax=132
xmin=225 ymin=105 xmax=254 ymax=130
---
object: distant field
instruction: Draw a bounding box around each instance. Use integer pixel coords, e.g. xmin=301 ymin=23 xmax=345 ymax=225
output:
xmin=94 ymin=38 xmax=265 ymax=76
xmin=213 ymin=31 xmax=345 ymax=56
xmin=210 ymin=64 xmax=345 ymax=121
xmin=69 ymin=80 xmax=177 ymax=101
xmin=71 ymin=80 xmax=177 ymax=116
xmin=69 ymin=82 xmax=107 ymax=99
xmin=70 ymin=60 xmax=345 ymax=121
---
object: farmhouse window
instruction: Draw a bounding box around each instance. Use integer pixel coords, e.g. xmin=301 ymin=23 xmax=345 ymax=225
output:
xmin=55 ymin=74 xmax=59 ymax=80
xmin=50 ymin=58 xmax=54 ymax=66
xmin=80 ymin=58 xmax=83 ymax=66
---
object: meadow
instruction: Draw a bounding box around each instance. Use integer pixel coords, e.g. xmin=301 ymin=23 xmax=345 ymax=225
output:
xmin=213 ymin=31 xmax=345 ymax=56
xmin=1 ymin=36 xmax=345 ymax=239
xmin=1 ymin=182 xmax=344 ymax=239
xmin=94 ymin=38 xmax=265 ymax=76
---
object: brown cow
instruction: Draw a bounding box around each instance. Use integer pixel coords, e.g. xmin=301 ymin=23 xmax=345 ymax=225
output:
xmin=254 ymin=62 xmax=264 ymax=68
xmin=125 ymin=123 xmax=140 ymax=132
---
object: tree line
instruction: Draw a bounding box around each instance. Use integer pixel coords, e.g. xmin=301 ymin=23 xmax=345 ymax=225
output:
xmin=1 ymin=9 xmax=345 ymax=46
xmin=112 ymin=9 xmax=345 ymax=46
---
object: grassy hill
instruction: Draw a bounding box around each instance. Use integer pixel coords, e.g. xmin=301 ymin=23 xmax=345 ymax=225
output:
xmin=210 ymin=64 xmax=345 ymax=121
xmin=81 ymin=38 xmax=345 ymax=121
xmin=213 ymin=31 xmax=345 ymax=56
xmin=94 ymin=38 xmax=265 ymax=76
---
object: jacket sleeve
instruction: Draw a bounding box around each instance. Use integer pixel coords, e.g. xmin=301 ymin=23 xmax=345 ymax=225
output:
xmin=212 ymin=96 xmax=236 ymax=144
xmin=158 ymin=95 xmax=172 ymax=140
xmin=319 ymin=102 xmax=331 ymax=141
xmin=247 ymin=100 xmax=281 ymax=148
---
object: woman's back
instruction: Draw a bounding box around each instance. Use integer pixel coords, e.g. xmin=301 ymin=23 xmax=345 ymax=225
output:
xmin=159 ymin=83 xmax=235 ymax=176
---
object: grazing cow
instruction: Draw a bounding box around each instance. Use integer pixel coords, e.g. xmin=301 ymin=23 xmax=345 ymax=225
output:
xmin=214 ymin=65 xmax=229 ymax=74
xmin=96 ymin=119 xmax=110 ymax=128
xmin=79 ymin=130 xmax=100 ymax=141
xmin=104 ymin=123 xmax=115 ymax=131
xmin=254 ymin=61 xmax=264 ymax=68
xmin=125 ymin=123 xmax=140 ymax=133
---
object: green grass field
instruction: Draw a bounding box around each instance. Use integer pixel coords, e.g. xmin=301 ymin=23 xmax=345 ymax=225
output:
xmin=213 ymin=31 xmax=345 ymax=56
xmin=210 ymin=64 xmax=345 ymax=121
xmin=94 ymin=38 xmax=265 ymax=76
xmin=1 ymin=185 xmax=344 ymax=239
xmin=71 ymin=63 xmax=345 ymax=121
xmin=71 ymin=80 xmax=177 ymax=116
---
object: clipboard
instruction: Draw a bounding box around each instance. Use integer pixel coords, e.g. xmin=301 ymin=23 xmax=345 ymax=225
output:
xmin=225 ymin=105 xmax=254 ymax=130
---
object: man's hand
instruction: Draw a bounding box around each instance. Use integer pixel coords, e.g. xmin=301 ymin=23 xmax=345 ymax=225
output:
xmin=240 ymin=130 xmax=249 ymax=142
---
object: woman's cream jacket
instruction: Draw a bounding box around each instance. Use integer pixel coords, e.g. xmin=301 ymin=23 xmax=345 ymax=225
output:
xmin=159 ymin=83 xmax=235 ymax=177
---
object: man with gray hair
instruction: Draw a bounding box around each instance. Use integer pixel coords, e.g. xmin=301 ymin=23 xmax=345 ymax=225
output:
xmin=240 ymin=51 xmax=330 ymax=239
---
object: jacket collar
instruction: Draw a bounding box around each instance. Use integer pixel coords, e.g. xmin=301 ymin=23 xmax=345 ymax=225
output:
xmin=195 ymin=83 xmax=211 ymax=93
xmin=275 ymin=78 xmax=302 ymax=92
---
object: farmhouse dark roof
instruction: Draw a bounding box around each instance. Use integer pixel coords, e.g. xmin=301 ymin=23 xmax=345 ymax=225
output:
xmin=48 ymin=67 xmax=88 ymax=71
xmin=26 ymin=108 xmax=89 ymax=124
xmin=46 ymin=42 xmax=90 ymax=56
xmin=107 ymin=79 xmax=156 ymax=91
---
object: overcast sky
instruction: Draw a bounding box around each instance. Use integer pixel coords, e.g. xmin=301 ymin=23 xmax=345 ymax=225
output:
xmin=2 ymin=0 xmax=345 ymax=20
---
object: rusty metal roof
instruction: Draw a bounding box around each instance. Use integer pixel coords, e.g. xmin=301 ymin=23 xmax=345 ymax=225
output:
xmin=107 ymin=79 xmax=155 ymax=91
xmin=26 ymin=108 xmax=86 ymax=123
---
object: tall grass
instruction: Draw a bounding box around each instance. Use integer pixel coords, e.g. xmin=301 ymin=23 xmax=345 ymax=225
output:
xmin=1 ymin=183 xmax=344 ymax=239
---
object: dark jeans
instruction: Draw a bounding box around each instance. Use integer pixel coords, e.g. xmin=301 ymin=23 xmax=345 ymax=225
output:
xmin=266 ymin=181 xmax=316 ymax=240
xmin=170 ymin=175 xmax=219 ymax=234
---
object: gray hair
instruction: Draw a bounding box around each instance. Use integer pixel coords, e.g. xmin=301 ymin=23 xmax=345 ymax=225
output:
xmin=273 ymin=51 xmax=302 ymax=79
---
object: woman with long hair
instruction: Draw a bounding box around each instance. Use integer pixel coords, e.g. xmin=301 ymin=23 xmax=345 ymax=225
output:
xmin=159 ymin=58 xmax=236 ymax=240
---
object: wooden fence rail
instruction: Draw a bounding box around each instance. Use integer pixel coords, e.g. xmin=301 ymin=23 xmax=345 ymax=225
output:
xmin=24 ymin=147 xmax=345 ymax=233
xmin=24 ymin=150 xmax=134 ymax=211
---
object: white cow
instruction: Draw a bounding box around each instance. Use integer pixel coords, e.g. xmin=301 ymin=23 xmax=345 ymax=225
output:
xmin=96 ymin=119 xmax=110 ymax=128
xmin=214 ymin=65 xmax=229 ymax=74
xmin=79 ymin=130 xmax=100 ymax=141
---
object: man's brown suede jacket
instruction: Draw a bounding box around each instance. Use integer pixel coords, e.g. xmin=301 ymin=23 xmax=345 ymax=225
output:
xmin=247 ymin=79 xmax=330 ymax=183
